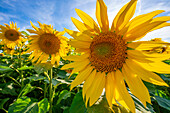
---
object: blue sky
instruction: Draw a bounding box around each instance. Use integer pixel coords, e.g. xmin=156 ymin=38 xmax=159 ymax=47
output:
xmin=0 ymin=0 xmax=170 ymax=41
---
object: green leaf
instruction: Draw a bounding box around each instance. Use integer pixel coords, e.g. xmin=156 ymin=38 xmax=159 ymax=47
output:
xmin=0 ymin=98 xmax=10 ymax=109
xmin=18 ymin=84 xmax=35 ymax=98
xmin=159 ymin=74 xmax=170 ymax=81
xmin=8 ymin=97 xmax=49 ymax=113
xmin=27 ymin=75 xmax=46 ymax=81
xmin=34 ymin=63 xmax=53 ymax=74
xmin=17 ymin=66 xmax=34 ymax=71
xmin=69 ymin=91 xmax=87 ymax=113
xmin=57 ymin=70 xmax=67 ymax=79
xmin=8 ymin=96 xmax=33 ymax=113
xmin=87 ymin=97 xmax=112 ymax=113
xmin=0 ymin=65 xmax=13 ymax=72
xmin=154 ymin=96 xmax=170 ymax=111
xmin=38 ymin=98 xmax=49 ymax=113
xmin=57 ymin=90 xmax=71 ymax=104
xmin=0 ymin=82 xmax=17 ymax=96
xmin=44 ymin=78 xmax=61 ymax=86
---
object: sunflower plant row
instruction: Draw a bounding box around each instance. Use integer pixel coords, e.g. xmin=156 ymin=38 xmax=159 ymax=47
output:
xmin=0 ymin=0 xmax=170 ymax=113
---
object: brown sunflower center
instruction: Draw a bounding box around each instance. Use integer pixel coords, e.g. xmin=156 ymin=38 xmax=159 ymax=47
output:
xmin=89 ymin=32 xmax=127 ymax=72
xmin=4 ymin=29 xmax=19 ymax=41
xmin=38 ymin=33 xmax=61 ymax=54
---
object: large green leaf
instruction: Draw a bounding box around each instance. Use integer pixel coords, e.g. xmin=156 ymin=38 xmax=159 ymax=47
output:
xmin=87 ymin=97 xmax=112 ymax=113
xmin=154 ymin=96 xmax=170 ymax=111
xmin=0 ymin=98 xmax=10 ymax=109
xmin=0 ymin=65 xmax=13 ymax=72
xmin=69 ymin=91 xmax=87 ymax=113
xmin=18 ymin=84 xmax=35 ymax=98
xmin=8 ymin=97 xmax=49 ymax=113
xmin=8 ymin=96 xmax=33 ymax=113
xmin=0 ymin=82 xmax=17 ymax=96
xmin=57 ymin=90 xmax=71 ymax=104
xmin=38 ymin=98 xmax=49 ymax=113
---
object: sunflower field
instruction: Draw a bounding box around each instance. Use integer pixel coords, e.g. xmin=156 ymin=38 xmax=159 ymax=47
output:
xmin=0 ymin=0 xmax=170 ymax=113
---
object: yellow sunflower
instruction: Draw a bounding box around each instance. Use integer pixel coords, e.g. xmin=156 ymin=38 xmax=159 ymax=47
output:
xmin=27 ymin=21 xmax=69 ymax=65
xmin=61 ymin=0 xmax=170 ymax=112
xmin=143 ymin=38 xmax=170 ymax=54
xmin=0 ymin=22 xmax=23 ymax=48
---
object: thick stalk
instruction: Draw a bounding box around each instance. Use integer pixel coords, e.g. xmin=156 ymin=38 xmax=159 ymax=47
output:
xmin=19 ymin=47 xmax=23 ymax=88
xmin=49 ymin=68 xmax=53 ymax=113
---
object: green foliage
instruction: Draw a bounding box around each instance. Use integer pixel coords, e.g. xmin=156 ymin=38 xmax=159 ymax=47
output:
xmin=18 ymin=84 xmax=36 ymax=98
xmin=0 ymin=82 xmax=18 ymax=96
xmin=0 ymin=98 xmax=10 ymax=109
xmin=57 ymin=90 xmax=71 ymax=105
xmin=8 ymin=97 xmax=49 ymax=113
xmin=69 ymin=91 xmax=87 ymax=113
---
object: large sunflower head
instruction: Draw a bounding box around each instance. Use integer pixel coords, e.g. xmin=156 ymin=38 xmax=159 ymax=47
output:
xmin=27 ymin=21 xmax=69 ymax=65
xmin=0 ymin=22 xmax=24 ymax=49
xmin=62 ymin=0 xmax=170 ymax=112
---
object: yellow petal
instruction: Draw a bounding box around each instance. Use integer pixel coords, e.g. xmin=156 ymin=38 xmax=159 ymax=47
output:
xmin=122 ymin=64 xmax=151 ymax=107
xmin=111 ymin=0 xmax=137 ymax=32
xmin=137 ymin=61 xmax=170 ymax=74
xmin=75 ymin=8 xmax=100 ymax=33
xmin=30 ymin=21 xmax=39 ymax=31
xmin=64 ymin=28 xmax=92 ymax=42
xmin=125 ymin=59 xmax=168 ymax=86
xmin=127 ymin=41 xmax=170 ymax=50
xmin=105 ymin=72 xmax=115 ymax=108
xmin=151 ymin=22 xmax=170 ymax=31
xmin=55 ymin=31 xmax=65 ymax=36
xmin=70 ymin=66 xmax=93 ymax=90
xmin=83 ymin=70 xmax=96 ymax=99
xmin=119 ymin=10 xmax=164 ymax=35
xmin=71 ymin=17 xmax=92 ymax=36
xmin=32 ymin=52 xmax=42 ymax=62
xmin=125 ymin=21 xmax=165 ymax=41
xmin=96 ymin=0 xmax=109 ymax=32
xmin=85 ymin=72 xmax=105 ymax=106
xmin=68 ymin=40 xmax=91 ymax=49
xmin=27 ymin=29 xmax=39 ymax=34
xmin=152 ymin=16 xmax=170 ymax=22
xmin=115 ymin=70 xmax=135 ymax=113
xmin=51 ymin=54 xmax=56 ymax=64
xmin=62 ymin=53 xmax=89 ymax=61
xmin=127 ymin=50 xmax=170 ymax=61
xmin=69 ymin=59 xmax=90 ymax=76
xmin=4 ymin=23 xmax=10 ymax=29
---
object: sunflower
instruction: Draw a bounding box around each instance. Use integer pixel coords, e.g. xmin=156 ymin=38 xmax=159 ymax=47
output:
xmin=27 ymin=21 xmax=69 ymax=65
xmin=0 ymin=22 xmax=23 ymax=49
xmin=61 ymin=0 xmax=170 ymax=112
xmin=143 ymin=38 xmax=170 ymax=54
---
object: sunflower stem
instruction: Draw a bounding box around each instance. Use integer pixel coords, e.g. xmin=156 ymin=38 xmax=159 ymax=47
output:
xmin=18 ymin=47 xmax=24 ymax=88
xmin=44 ymin=71 xmax=48 ymax=98
xmin=49 ymin=68 xmax=53 ymax=113
xmin=2 ymin=108 xmax=8 ymax=113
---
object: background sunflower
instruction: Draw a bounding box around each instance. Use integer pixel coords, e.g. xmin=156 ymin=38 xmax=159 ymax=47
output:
xmin=0 ymin=22 xmax=24 ymax=49
xmin=27 ymin=21 xmax=69 ymax=65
